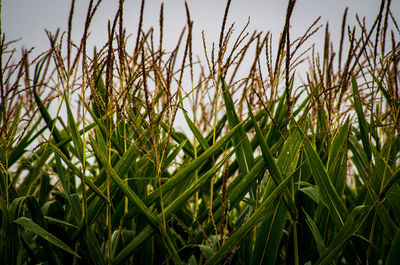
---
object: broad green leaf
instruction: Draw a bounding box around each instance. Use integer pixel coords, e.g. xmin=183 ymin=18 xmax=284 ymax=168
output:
xmin=327 ymin=118 xmax=350 ymax=168
xmin=15 ymin=217 xmax=80 ymax=257
xmin=32 ymin=54 xmax=69 ymax=159
xmin=205 ymin=175 xmax=293 ymax=265
xmin=304 ymin=210 xmax=326 ymax=255
xmin=193 ymin=156 xmax=265 ymax=243
xmin=11 ymin=196 xmax=63 ymax=264
xmin=222 ymin=78 xmax=254 ymax=174
xmin=50 ymin=142 xmax=107 ymax=202
xmin=113 ymin=148 xmax=236 ymax=264
xmin=44 ymin=216 xmax=79 ymax=229
xmin=376 ymin=202 xmax=397 ymax=241
xmin=198 ymin=245 xmax=214 ymax=259
xmin=64 ymin=93 xmax=84 ymax=162
xmin=250 ymin=201 xmax=286 ymax=265
xmin=315 ymin=206 xmax=370 ymax=265
xmin=352 ymin=75 xmax=371 ymax=161
xmin=380 ymin=167 xmax=400 ymax=200
xmin=82 ymin=99 xmax=124 ymax=155
xmin=142 ymin=120 xmax=245 ymax=208
xmin=304 ymin=139 xmax=347 ymax=226
xmin=84 ymin=230 xmax=107 ymax=265
xmin=327 ymin=118 xmax=350 ymax=195
xmin=7 ymin=119 xmax=45 ymax=167
xmin=180 ymin=97 xmax=209 ymax=150
xmin=300 ymin=186 xmax=321 ymax=204
xmin=386 ymin=226 xmax=400 ymax=265
xmin=0 ymin=197 xmax=19 ymax=265
xmin=89 ymin=137 xmax=159 ymax=228
xmin=247 ymin=100 xmax=298 ymax=219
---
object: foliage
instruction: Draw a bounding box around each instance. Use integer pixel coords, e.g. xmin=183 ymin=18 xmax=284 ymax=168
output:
xmin=1 ymin=0 xmax=399 ymax=264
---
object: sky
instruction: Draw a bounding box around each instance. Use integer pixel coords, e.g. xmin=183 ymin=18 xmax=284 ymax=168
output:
xmin=4 ymin=0 xmax=399 ymax=59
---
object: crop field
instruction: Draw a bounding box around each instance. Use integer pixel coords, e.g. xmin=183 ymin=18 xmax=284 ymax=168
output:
xmin=1 ymin=0 xmax=400 ymax=264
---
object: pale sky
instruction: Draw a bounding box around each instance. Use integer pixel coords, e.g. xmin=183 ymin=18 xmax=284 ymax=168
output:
xmin=4 ymin=0 xmax=399 ymax=58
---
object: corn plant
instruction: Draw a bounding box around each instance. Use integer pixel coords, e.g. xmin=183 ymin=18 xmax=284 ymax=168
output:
xmin=1 ymin=0 xmax=399 ymax=264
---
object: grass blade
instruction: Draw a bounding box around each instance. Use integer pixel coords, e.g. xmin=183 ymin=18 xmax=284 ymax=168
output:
xmin=205 ymin=175 xmax=293 ymax=265
xmin=14 ymin=217 xmax=80 ymax=258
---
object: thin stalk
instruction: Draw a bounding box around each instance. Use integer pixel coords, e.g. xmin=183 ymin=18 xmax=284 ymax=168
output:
xmin=293 ymin=221 xmax=299 ymax=265
xmin=157 ymin=159 xmax=167 ymax=230
xmin=80 ymin=69 xmax=88 ymax=228
xmin=124 ymin=122 xmax=128 ymax=215
xmin=366 ymin=208 xmax=378 ymax=264
xmin=190 ymin=30 xmax=199 ymax=223
xmin=209 ymin=78 xmax=220 ymax=221
xmin=193 ymin=129 xmax=199 ymax=221
xmin=105 ymin=30 xmax=113 ymax=264
xmin=210 ymin=0 xmax=232 ymax=220
xmin=76 ymin=4 xmax=88 ymax=223
xmin=5 ymin=153 xmax=8 ymax=208
xmin=106 ymin=107 xmax=112 ymax=264
xmin=193 ymin=98 xmax=199 ymax=221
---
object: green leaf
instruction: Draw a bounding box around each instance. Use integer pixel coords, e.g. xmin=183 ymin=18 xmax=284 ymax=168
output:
xmin=300 ymin=186 xmax=321 ymax=204
xmin=32 ymin=54 xmax=69 ymax=159
xmin=327 ymin=117 xmax=350 ymax=169
xmin=91 ymin=138 xmax=159 ymax=229
xmin=352 ymin=75 xmax=371 ymax=161
xmin=222 ymin=78 xmax=254 ymax=174
xmin=113 ymin=148 xmax=236 ymax=265
xmin=327 ymin=118 xmax=350 ymax=195
xmin=81 ymin=99 xmax=124 ymax=155
xmin=7 ymin=119 xmax=45 ymax=167
xmin=386 ymin=226 xmax=400 ymax=265
xmin=65 ymin=93 xmax=84 ymax=162
xmin=193 ymin=156 xmax=265 ymax=243
xmin=303 ymin=210 xmax=326 ymax=255
xmin=142 ymin=120 xmax=245 ymax=208
xmin=304 ymin=139 xmax=347 ymax=226
xmin=250 ymin=201 xmax=286 ymax=265
xmin=247 ymin=101 xmax=297 ymax=219
xmin=315 ymin=206 xmax=370 ymax=265
xmin=205 ymin=175 xmax=293 ymax=265
xmin=50 ymin=142 xmax=108 ymax=202
xmin=84 ymin=230 xmax=107 ymax=265
xmin=15 ymin=217 xmax=80 ymax=258
xmin=199 ymin=245 xmax=214 ymax=259
xmin=0 ymin=197 xmax=19 ymax=265
xmin=163 ymin=140 xmax=187 ymax=171
xmin=5 ymin=103 xmax=21 ymax=146
xmin=380 ymin=167 xmax=400 ymax=200
xmin=349 ymin=134 xmax=369 ymax=180
xmin=180 ymin=98 xmax=209 ymax=150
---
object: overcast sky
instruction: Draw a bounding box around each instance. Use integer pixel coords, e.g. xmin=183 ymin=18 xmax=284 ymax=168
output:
xmin=4 ymin=0 xmax=399 ymax=57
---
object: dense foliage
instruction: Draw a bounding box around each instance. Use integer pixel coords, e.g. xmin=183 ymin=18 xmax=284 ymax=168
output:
xmin=1 ymin=0 xmax=400 ymax=264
